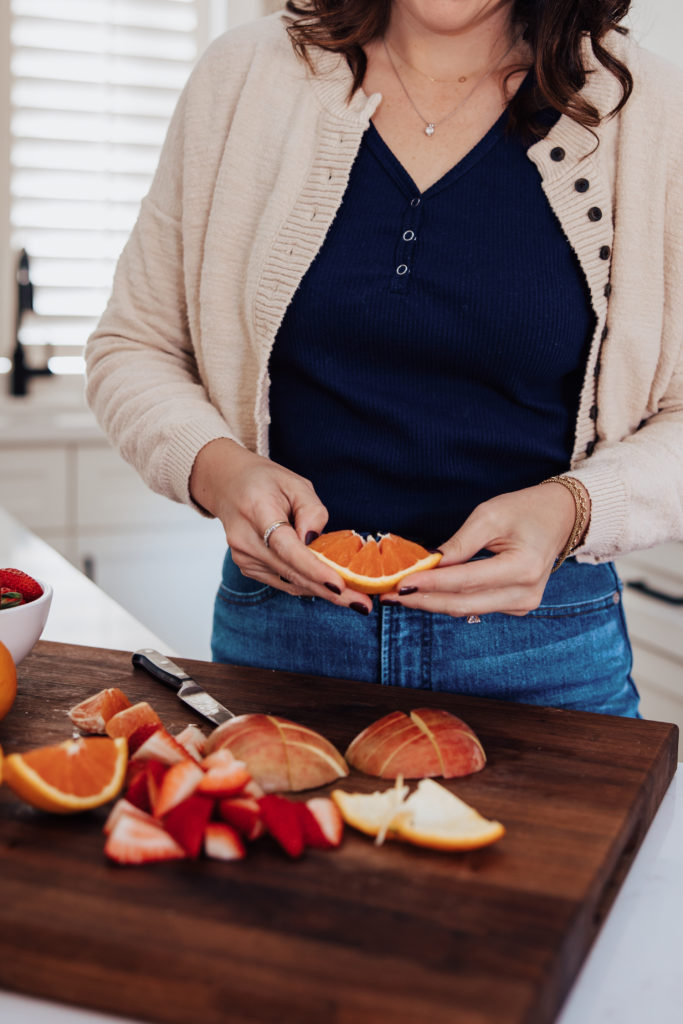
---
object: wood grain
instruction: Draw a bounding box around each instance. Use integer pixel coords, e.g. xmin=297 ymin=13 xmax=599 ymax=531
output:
xmin=0 ymin=641 xmax=678 ymax=1024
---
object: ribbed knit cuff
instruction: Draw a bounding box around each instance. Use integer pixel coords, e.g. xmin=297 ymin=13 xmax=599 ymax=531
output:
xmin=160 ymin=420 xmax=242 ymax=517
xmin=567 ymin=461 xmax=628 ymax=561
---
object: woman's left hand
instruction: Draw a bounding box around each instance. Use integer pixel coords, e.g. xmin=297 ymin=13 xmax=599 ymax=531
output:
xmin=380 ymin=481 xmax=586 ymax=618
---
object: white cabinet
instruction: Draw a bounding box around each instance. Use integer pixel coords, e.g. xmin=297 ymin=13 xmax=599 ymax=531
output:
xmin=617 ymin=543 xmax=683 ymax=756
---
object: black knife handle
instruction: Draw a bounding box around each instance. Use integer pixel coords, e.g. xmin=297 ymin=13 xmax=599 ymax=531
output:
xmin=131 ymin=649 xmax=189 ymax=691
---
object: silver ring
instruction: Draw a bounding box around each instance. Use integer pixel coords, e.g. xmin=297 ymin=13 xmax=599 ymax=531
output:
xmin=263 ymin=520 xmax=289 ymax=548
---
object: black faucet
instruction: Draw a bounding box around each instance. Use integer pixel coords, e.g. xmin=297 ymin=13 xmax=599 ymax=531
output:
xmin=9 ymin=249 xmax=53 ymax=396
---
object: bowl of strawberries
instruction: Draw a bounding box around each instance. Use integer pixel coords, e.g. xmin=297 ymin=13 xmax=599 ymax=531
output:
xmin=0 ymin=569 xmax=53 ymax=665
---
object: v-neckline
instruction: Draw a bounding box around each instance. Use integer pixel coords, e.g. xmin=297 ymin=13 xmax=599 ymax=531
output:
xmin=365 ymin=108 xmax=509 ymax=199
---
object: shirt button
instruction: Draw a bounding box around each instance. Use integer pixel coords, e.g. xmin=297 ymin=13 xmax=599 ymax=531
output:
xmin=402 ymin=230 xmax=416 ymax=241
xmin=588 ymin=206 xmax=602 ymax=221
xmin=550 ymin=146 xmax=566 ymax=161
xmin=590 ymin=404 xmax=599 ymax=420
xmin=410 ymin=197 xmax=421 ymax=207
xmin=396 ymin=264 xmax=409 ymax=276
xmin=574 ymin=178 xmax=590 ymax=192
xmin=586 ymin=440 xmax=596 ymax=456
xmin=599 ymin=245 xmax=611 ymax=260
xmin=604 ymin=282 xmax=612 ymax=297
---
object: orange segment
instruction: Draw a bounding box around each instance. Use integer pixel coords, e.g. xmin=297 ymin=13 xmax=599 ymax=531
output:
xmin=2 ymin=736 xmax=128 ymax=813
xmin=68 ymin=687 xmax=132 ymax=734
xmin=309 ymin=531 xmax=442 ymax=594
xmin=0 ymin=641 xmax=17 ymax=722
xmin=105 ymin=701 xmax=162 ymax=740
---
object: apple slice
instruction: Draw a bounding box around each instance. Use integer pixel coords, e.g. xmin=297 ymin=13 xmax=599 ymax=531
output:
xmin=204 ymin=714 xmax=348 ymax=792
xmin=345 ymin=708 xmax=486 ymax=779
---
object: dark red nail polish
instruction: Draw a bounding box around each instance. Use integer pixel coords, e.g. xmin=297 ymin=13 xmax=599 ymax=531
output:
xmin=398 ymin=585 xmax=418 ymax=596
xmin=427 ymin=548 xmax=444 ymax=555
xmin=305 ymin=531 xmax=320 ymax=545
xmin=350 ymin=602 xmax=370 ymax=616
xmin=325 ymin=582 xmax=341 ymax=595
xmin=381 ymin=598 xmax=399 ymax=606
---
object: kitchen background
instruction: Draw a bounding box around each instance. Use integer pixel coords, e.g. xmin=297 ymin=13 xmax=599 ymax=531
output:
xmin=0 ymin=1 xmax=681 ymax=740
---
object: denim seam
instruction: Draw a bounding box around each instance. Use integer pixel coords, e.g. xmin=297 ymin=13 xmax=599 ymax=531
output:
xmin=216 ymin=585 xmax=278 ymax=607
xmin=525 ymin=594 xmax=619 ymax=619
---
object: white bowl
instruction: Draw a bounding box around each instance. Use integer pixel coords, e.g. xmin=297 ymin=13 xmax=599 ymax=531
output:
xmin=0 ymin=578 xmax=53 ymax=665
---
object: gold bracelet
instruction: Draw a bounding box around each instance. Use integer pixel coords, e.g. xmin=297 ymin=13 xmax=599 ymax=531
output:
xmin=541 ymin=476 xmax=590 ymax=573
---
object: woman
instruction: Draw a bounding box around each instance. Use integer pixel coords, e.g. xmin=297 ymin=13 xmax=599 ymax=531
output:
xmin=85 ymin=0 xmax=683 ymax=715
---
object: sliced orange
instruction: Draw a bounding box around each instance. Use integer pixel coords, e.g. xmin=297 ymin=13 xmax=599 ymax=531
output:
xmin=68 ymin=687 xmax=133 ymax=734
xmin=0 ymin=641 xmax=17 ymax=722
xmin=332 ymin=778 xmax=504 ymax=851
xmin=308 ymin=531 xmax=442 ymax=594
xmin=2 ymin=736 xmax=128 ymax=813
xmin=105 ymin=701 xmax=162 ymax=740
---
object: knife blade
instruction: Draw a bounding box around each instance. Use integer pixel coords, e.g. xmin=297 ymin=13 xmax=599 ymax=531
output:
xmin=131 ymin=648 xmax=235 ymax=727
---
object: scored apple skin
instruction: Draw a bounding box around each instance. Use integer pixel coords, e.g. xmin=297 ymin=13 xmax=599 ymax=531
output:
xmin=204 ymin=714 xmax=348 ymax=793
xmin=345 ymin=709 xmax=486 ymax=780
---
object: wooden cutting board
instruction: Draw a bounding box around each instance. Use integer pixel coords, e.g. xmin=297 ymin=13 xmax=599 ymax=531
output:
xmin=0 ymin=641 xmax=677 ymax=1024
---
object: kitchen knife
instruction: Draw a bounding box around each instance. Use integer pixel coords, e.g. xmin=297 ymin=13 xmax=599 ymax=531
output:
xmin=131 ymin=648 xmax=235 ymax=726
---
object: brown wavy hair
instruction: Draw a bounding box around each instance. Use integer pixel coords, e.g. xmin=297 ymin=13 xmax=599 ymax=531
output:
xmin=283 ymin=0 xmax=634 ymax=137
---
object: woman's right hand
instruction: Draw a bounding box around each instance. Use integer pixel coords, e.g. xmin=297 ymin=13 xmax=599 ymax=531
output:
xmin=189 ymin=438 xmax=373 ymax=612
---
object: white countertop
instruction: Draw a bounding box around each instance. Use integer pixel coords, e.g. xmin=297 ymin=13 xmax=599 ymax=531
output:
xmin=1 ymin=508 xmax=681 ymax=1023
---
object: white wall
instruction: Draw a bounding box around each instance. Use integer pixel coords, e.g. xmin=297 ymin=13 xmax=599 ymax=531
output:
xmin=627 ymin=0 xmax=683 ymax=66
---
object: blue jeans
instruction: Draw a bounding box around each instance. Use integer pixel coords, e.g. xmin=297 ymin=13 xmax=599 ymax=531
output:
xmin=212 ymin=551 xmax=640 ymax=717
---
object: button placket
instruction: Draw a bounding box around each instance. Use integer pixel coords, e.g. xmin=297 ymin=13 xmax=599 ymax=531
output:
xmin=391 ymin=195 xmax=423 ymax=293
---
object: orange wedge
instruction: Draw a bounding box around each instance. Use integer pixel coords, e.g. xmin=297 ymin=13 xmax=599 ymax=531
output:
xmin=308 ymin=531 xmax=441 ymax=594
xmin=2 ymin=736 xmax=128 ymax=813
xmin=332 ymin=778 xmax=504 ymax=851
xmin=0 ymin=641 xmax=17 ymax=722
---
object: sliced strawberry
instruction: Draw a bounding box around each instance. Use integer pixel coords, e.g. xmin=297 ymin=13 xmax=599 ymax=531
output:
xmin=162 ymin=794 xmax=214 ymax=858
xmin=153 ymin=759 xmax=204 ymax=818
xmin=242 ymin=778 xmax=265 ymax=799
xmin=299 ymin=797 xmax=344 ymax=850
xmin=204 ymin=822 xmax=246 ymax=861
xmin=105 ymin=814 xmax=186 ymax=864
xmin=145 ymin=760 xmax=169 ymax=810
xmin=0 ymin=568 xmax=43 ymax=603
xmin=103 ymin=799 xmax=157 ymax=836
xmin=127 ymin=722 xmax=162 ymax=755
xmin=197 ymin=752 xmax=251 ymax=799
xmin=258 ymin=794 xmax=305 ymax=859
xmin=217 ymin=796 xmax=265 ymax=840
xmin=123 ymin=769 xmax=153 ymax=812
xmin=174 ymin=724 xmax=207 ymax=760
xmin=131 ymin=728 xmax=194 ymax=766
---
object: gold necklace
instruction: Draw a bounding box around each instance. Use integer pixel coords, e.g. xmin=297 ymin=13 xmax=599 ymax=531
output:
xmin=382 ymin=35 xmax=519 ymax=138
xmin=385 ymin=39 xmax=468 ymax=84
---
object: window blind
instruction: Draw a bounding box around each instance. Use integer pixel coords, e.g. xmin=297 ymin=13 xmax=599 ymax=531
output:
xmin=9 ymin=0 xmax=202 ymax=366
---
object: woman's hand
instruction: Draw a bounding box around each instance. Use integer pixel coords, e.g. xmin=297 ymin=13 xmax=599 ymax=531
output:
xmin=380 ymin=482 xmax=587 ymax=618
xmin=189 ymin=438 xmax=373 ymax=612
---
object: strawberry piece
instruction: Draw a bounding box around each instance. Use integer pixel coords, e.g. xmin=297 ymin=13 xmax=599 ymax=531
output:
xmin=242 ymin=778 xmax=265 ymax=799
xmin=153 ymin=760 xmax=204 ymax=818
xmin=145 ymin=760 xmax=169 ymax=810
xmin=103 ymin=799 xmax=157 ymax=836
xmin=0 ymin=568 xmax=43 ymax=603
xmin=197 ymin=752 xmax=251 ymax=798
xmin=162 ymin=794 xmax=214 ymax=858
xmin=124 ymin=768 xmax=153 ymax=812
xmin=127 ymin=722 xmax=162 ymax=754
xmin=258 ymin=794 xmax=305 ymax=859
xmin=299 ymin=797 xmax=344 ymax=850
xmin=1 ymin=588 xmax=25 ymax=608
xmin=204 ymin=822 xmax=246 ymax=861
xmin=174 ymin=724 xmax=207 ymax=761
xmin=105 ymin=814 xmax=186 ymax=864
xmin=217 ymin=796 xmax=265 ymax=840
xmin=131 ymin=728 xmax=195 ymax=766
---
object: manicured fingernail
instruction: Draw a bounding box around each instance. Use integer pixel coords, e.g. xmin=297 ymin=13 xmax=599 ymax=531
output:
xmin=381 ymin=598 xmax=399 ymax=606
xmin=427 ymin=548 xmax=444 ymax=555
xmin=325 ymin=582 xmax=341 ymax=595
xmin=350 ymin=602 xmax=370 ymax=616
xmin=398 ymin=585 xmax=418 ymax=596
xmin=305 ymin=531 xmax=320 ymax=545
xmin=279 ymin=576 xmax=291 ymax=584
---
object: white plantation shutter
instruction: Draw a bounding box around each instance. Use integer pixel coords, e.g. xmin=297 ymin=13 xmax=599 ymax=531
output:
xmin=9 ymin=0 xmax=202 ymax=364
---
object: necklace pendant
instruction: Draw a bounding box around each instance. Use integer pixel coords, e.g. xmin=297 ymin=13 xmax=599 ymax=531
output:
xmin=424 ymin=123 xmax=436 ymax=137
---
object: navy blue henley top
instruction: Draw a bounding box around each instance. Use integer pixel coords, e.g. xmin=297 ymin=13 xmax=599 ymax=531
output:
xmin=268 ymin=108 xmax=595 ymax=549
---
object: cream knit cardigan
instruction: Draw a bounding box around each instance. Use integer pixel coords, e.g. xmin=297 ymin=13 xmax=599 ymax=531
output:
xmin=85 ymin=13 xmax=683 ymax=563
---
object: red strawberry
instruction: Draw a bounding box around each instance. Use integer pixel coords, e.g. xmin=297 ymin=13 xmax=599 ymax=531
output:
xmin=124 ymin=768 xmax=153 ymax=812
xmin=258 ymin=794 xmax=305 ymax=859
xmin=1 ymin=588 xmax=25 ymax=608
xmin=127 ymin=722 xmax=162 ymax=754
xmin=217 ymin=796 xmax=265 ymax=840
xmin=103 ymin=799 xmax=157 ymax=836
xmin=0 ymin=569 xmax=43 ymax=603
xmin=105 ymin=813 xmax=186 ymax=864
xmin=204 ymin=823 xmax=246 ymax=861
xmin=162 ymin=794 xmax=214 ymax=858
xmin=197 ymin=751 xmax=251 ymax=798
xmin=131 ymin=728 xmax=194 ymax=766
xmin=145 ymin=760 xmax=169 ymax=810
xmin=153 ymin=760 xmax=204 ymax=818
xmin=299 ymin=798 xmax=344 ymax=850
xmin=174 ymin=724 xmax=207 ymax=760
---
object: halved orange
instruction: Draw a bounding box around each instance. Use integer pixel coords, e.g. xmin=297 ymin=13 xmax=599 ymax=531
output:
xmin=2 ymin=736 xmax=128 ymax=813
xmin=308 ymin=531 xmax=442 ymax=594
xmin=0 ymin=641 xmax=17 ymax=722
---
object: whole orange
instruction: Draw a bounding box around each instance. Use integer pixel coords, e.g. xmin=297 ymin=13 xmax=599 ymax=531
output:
xmin=0 ymin=640 xmax=18 ymax=721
